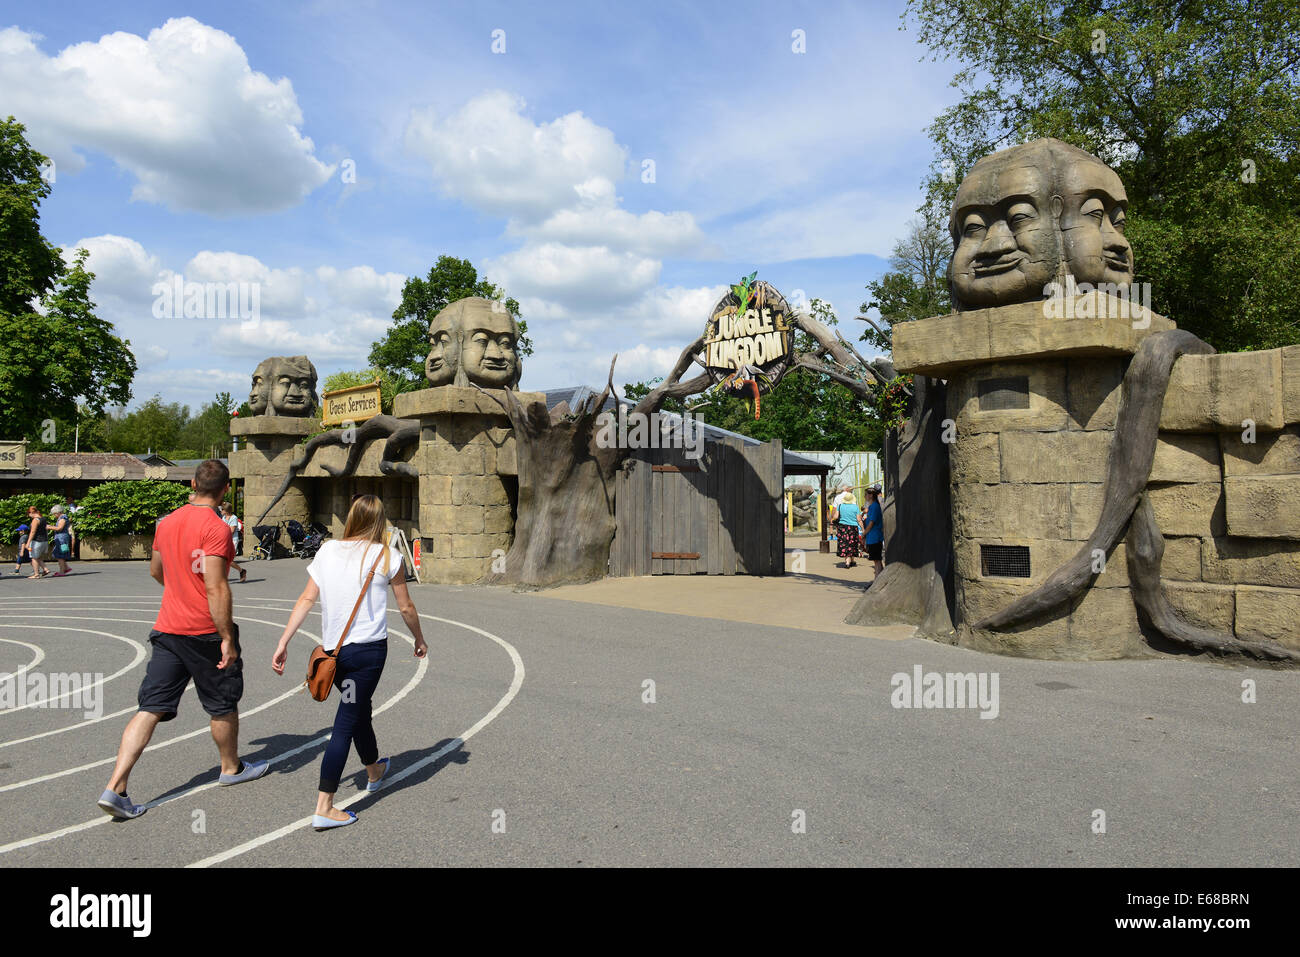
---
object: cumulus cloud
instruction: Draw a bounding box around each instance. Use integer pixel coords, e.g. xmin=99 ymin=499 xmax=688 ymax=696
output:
xmin=487 ymin=244 xmax=661 ymax=309
xmin=0 ymin=18 xmax=333 ymax=214
xmin=405 ymin=91 xmax=627 ymax=223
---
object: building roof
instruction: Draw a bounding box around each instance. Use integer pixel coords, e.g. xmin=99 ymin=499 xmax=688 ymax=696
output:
xmin=2 ymin=451 xmax=197 ymax=483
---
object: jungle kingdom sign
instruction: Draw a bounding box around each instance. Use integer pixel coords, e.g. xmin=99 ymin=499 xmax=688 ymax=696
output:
xmin=702 ymin=273 xmax=794 ymax=395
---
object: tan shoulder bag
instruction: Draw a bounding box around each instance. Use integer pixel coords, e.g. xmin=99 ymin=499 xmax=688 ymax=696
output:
xmin=304 ymin=544 xmax=386 ymax=701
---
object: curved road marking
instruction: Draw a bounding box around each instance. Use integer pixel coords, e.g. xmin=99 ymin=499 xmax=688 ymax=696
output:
xmin=188 ymin=612 xmax=524 ymax=868
xmin=0 ymin=637 xmax=45 ymax=679
xmin=0 ymin=626 xmax=427 ymax=857
xmin=0 ymin=607 xmax=321 ymax=750
xmin=0 ymin=623 xmax=146 ymax=715
xmin=0 ymin=616 xmax=318 ymax=788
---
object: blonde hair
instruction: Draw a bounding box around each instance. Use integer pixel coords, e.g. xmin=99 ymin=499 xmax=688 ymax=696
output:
xmin=342 ymin=494 xmax=391 ymax=583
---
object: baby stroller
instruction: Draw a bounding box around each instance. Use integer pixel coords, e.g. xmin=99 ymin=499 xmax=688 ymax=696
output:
xmin=301 ymin=521 xmax=330 ymax=558
xmin=284 ymin=520 xmax=321 ymax=559
xmin=250 ymin=524 xmax=281 ymax=560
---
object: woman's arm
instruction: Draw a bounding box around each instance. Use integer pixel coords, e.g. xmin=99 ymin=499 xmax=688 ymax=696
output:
xmin=389 ymin=565 xmax=428 ymax=658
xmin=271 ymin=578 xmax=320 ymax=674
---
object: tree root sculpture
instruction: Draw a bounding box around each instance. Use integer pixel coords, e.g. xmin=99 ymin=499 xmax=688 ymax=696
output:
xmin=972 ymin=329 xmax=1299 ymax=664
xmin=844 ymin=375 xmax=955 ymax=640
xmin=254 ymin=414 xmax=419 ymax=526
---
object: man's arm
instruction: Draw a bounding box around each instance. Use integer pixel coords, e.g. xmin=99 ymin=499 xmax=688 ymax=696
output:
xmin=203 ymin=553 xmax=237 ymax=668
xmin=150 ymin=548 xmax=165 ymax=586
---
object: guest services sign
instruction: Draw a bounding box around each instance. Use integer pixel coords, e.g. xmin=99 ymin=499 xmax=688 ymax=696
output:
xmin=320 ymin=381 xmax=381 ymax=427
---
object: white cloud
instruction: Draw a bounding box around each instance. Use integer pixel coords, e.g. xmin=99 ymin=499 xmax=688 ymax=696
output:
xmin=62 ymin=235 xmax=162 ymax=300
xmin=405 ymin=91 xmax=627 ymax=223
xmin=0 ymin=18 xmax=333 ymax=214
xmin=488 ymin=243 xmax=661 ymax=308
xmin=184 ymin=251 xmax=311 ymax=317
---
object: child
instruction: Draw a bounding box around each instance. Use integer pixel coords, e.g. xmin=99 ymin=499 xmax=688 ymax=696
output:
xmin=13 ymin=524 xmax=29 ymax=574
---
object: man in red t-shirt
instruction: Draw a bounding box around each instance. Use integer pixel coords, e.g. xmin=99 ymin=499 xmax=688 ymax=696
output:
xmin=98 ymin=460 xmax=268 ymax=820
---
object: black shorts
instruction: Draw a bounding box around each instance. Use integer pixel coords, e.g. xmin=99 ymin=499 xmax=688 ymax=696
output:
xmin=138 ymin=626 xmax=243 ymax=721
xmin=865 ymin=541 xmax=883 ymax=561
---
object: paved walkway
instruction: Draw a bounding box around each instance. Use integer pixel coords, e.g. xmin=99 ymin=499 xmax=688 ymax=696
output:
xmin=537 ymin=536 xmax=912 ymax=640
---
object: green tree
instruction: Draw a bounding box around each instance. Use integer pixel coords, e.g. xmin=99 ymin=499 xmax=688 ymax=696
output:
xmin=0 ymin=117 xmax=63 ymax=317
xmin=368 ymin=255 xmax=532 ymax=390
xmin=906 ymin=0 xmax=1300 ymax=351
xmin=0 ymin=249 xmax=137 ymax=441
xmin=860 ymin=206 xmax=952 ymax=352
xmin=103 ymin=396 xmax=189 ymax=455
xmin=174 ymin=392 xmax=236 ymax=458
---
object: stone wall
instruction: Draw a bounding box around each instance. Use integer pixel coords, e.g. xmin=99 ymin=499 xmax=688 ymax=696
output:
xmin=1149 ymin=345 xmax=1300 ymax=648
xmin=893 ymin=298 xmax=1300 ymax=659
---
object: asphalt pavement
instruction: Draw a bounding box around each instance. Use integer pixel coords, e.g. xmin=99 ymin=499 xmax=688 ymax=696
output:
xmin=0 ymin=558 xmax=1294 ymax=867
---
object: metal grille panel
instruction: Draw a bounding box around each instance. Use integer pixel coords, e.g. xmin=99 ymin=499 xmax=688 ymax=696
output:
xmin=977 ymin=376 xmax=1030 ymax=411
xmin=981 ymin=544 xmax=1031 ymax=578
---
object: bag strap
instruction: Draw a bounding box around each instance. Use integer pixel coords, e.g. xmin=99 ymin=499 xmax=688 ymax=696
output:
xmin=332 ymin=544 xmax=387 ymax=655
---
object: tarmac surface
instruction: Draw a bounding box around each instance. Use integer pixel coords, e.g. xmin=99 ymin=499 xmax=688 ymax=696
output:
xmin=0 ymin=557 xmax=1295 ymax=867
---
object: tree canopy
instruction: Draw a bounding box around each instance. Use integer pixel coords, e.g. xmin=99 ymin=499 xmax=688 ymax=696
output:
xmin=368 ymin=254 xmax=532 ymax=390
xmin=0 ymin=117 xmax=137 ymax=441
xmin=906 ymin=0 xmax=1300 ymax=351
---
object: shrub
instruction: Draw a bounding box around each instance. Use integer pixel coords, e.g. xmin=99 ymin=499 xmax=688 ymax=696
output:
xmin=0 ymin=493 xmax=64 ymax=543
xmin=72 ymin=481 xmax=191 ymax=537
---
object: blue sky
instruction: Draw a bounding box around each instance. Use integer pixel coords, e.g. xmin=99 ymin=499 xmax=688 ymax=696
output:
xmin=0 ymin=0 xmax=959 ymax=410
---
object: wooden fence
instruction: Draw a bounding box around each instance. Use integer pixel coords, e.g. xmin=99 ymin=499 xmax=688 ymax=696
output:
xmin=610 ymin=437 xmax=784 ymax=576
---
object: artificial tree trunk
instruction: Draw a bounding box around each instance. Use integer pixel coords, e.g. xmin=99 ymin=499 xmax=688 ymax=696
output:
xmin=843 ymin=375 xmax=955 ymax=640
xmin=477 ymin=349 xmax=712 ymax=588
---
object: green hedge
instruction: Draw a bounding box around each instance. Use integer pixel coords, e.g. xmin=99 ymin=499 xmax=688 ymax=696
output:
xmin=70 ymin=481 xmax=192 ymax=537
xmin=0 ymin=493 xmax=64 ymax=543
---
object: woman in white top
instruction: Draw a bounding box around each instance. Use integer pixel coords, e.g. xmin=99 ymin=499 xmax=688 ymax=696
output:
xmin=272 ymin=494 xmax=428 ymax=830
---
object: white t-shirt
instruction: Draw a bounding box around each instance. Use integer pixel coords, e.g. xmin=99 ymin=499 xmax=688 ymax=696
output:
xmin=307 ymin=539 xmax=405 ymax=649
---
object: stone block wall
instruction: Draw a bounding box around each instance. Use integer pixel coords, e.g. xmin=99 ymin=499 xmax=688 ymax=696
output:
xmin=949 ymin=344 xmax=1300 ymax=657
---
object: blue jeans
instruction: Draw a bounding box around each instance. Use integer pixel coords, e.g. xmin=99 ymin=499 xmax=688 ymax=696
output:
xmin=319 ymin=640 xmax=387 ymax=793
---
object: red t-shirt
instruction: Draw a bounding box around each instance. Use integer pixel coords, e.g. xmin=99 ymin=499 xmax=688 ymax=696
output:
xmin=153 ymin=503 xmax=235 ymax=636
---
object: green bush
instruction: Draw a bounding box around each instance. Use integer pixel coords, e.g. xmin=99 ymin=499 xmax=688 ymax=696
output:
xmin=0 ymin=493 xmax=64 ymax=543
xmin=72 ymin=481 xmax=191 ymax=537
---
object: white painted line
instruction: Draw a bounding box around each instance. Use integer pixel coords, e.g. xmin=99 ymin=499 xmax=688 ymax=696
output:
xmin=0 ymin=616 xmax=317 ymax=790
xmin=188 ymin=612 xmax=523 ymax=868
xmin=0 ymin=622 xmax=146 ymax=715
xmin=0 ymin=627 xmax=427 ymax=857
xmin=0 ymin=605 xmax=317 ymax=749
xmin=0 ymin=637 xmax=46 ymax=679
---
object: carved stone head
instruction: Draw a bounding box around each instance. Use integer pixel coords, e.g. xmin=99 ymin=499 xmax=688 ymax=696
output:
xmin=248 ymin=358 xmax=274 ymax=415
xmin=948 ymin=138 xmax=1133 ymax=311
xmin=424 ymin=297 xmax=522 ymax=389
xmin=267 ymin=355 xmax=319 ymax=416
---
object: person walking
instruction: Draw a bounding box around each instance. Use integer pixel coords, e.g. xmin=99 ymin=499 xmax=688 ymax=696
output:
xmin=271 ymin=494 xmax=427 ymax=831
xmin=64 ymin=496 xmax=81 ymax=560
xmin=12 ymin=523 xmax=30 ymax=575
xmin=97 ymin=459 xmax=268 ymax=820
xmin=220 ymin=502 xmax=247 ymax=583
xmin=23 ymin=506 xmax=49 ymax=579
xmin=833 ymin=491 xmax=865 ymax=569
xmin=48 ymin=504 xmax=73 ymax=576
xmin=862 ymin=484 xmax=885 ymax=581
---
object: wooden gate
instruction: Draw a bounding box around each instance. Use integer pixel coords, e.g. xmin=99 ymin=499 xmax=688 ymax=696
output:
xmin=610 ymin=437 xmax=784 ymax=576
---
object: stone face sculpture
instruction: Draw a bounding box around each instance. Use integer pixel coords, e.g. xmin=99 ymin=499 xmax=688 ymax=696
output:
xmin=248 ymin=358 xmax=273 ymax=415
xmin=262 ymin=355 xmax=319 ymax=416
xmin=425 ymin=297 xmax=521 ymax=389
xmin=948 ymin=138 xmax=1134 ymax=311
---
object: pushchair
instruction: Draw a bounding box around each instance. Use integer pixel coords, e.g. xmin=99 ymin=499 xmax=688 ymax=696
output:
xmin=285 ymin=519 xmax=326 ymax=559
xmin=250 ymin=524 xmax=282 ymax=560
